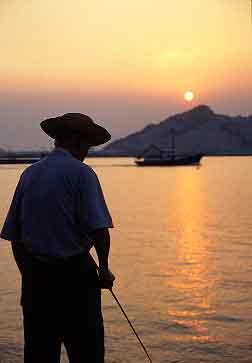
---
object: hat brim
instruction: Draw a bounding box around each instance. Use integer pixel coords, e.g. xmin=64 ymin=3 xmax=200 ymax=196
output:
xmin=40 ymin=115 xmax=111 ymax=146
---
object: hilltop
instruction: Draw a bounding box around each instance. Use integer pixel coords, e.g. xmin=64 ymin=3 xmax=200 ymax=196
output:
xmin=98 ymin=105 xmax=252 ymax=156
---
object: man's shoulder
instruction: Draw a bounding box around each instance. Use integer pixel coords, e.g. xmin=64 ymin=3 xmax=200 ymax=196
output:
xmin=59 ymin=157 xmax=96 ymax=177
xmin=78 ymin=163 xmax=97 ymax=181
xmin=20 ymin=157 xmax=51 ymax=177
xmin=19 ymin=161 xmax=40 ymax=178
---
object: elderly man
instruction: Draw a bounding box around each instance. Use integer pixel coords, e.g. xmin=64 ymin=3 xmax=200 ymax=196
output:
xmin=0 ymin=113 xmax=115 ymax=363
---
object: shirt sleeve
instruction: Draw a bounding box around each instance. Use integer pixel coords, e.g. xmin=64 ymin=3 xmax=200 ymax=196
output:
xmin=77 ymin=166 xmax=113 ymax=233
xmin=0 ymin=176 xmax=23 ymax=242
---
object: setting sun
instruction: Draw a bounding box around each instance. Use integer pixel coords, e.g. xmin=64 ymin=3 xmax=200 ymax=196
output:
xmin=184 ymin=91 xmax=195 ymax=102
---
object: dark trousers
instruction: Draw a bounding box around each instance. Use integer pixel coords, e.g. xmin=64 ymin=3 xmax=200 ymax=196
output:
xmin=21 ymin=254 xmax=104 ymax=363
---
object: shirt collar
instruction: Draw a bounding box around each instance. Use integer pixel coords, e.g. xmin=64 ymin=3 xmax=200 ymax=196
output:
xmin=51 ymin=147 xmax=74 ymax=158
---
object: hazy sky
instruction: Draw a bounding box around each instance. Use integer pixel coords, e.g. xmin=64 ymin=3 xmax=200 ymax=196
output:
xmin=0 ymin=0 xmax=251 ymax=149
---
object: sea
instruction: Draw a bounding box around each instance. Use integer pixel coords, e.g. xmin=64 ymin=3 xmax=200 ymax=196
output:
xmin=0 ymin=157 xmax=251 ymax=363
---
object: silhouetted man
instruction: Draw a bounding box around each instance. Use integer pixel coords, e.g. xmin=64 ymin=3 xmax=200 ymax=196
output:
xmin=0 ymin=113 xmax=115 ymax=363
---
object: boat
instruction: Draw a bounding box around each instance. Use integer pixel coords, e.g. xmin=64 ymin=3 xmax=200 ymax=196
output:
xmin=135 ymin=129 xmax=203 ymax=166
xmin=135 ymin=153 xmax=203 ymax=166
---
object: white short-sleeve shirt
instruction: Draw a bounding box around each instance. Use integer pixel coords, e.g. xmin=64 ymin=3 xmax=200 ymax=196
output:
xmin=0 ymin=148 xmax=113 ymax=258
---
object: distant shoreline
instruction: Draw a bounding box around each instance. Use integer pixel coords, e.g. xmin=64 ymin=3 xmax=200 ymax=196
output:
xmin=88 ymin=155 xmax=252 ymax=158
xmin=0 ymin=153 xmax=252 ymax=165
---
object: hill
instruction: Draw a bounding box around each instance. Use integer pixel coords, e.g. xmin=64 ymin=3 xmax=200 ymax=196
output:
xmin=101 ymin=105 xmax=252 ymax=156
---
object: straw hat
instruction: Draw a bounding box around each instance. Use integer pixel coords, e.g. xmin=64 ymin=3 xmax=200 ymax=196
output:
xmin=40 ymin=113 xmax=111 ymax=146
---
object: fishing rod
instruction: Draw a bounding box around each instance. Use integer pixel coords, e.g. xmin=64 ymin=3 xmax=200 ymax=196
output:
xmin=108 ymin=288 xmax=153 ymax=363
xmin=92 ymin=258 xmax=153 ymax=363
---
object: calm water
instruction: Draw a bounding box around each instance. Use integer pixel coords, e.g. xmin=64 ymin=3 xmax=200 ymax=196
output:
xmin=0 ymin=157 xmax=252 ymax=363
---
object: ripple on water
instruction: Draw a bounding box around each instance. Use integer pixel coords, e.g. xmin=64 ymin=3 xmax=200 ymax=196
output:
xmin=153 ymin=320 xmax=195 ymax=335
xmin=204 ymin=314 xmax=243 ymax=323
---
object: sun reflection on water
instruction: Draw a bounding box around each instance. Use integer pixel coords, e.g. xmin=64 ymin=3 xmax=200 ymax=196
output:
xmin=161 ymin=170 xmax=217 ymax=343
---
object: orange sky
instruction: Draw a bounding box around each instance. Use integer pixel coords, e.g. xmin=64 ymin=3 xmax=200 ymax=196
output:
xmin=0 ymin=0 xmax=251 ymax=148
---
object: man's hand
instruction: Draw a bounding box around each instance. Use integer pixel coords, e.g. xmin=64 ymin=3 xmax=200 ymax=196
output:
xmin=99 ymin=268 xmax=115 ymax=289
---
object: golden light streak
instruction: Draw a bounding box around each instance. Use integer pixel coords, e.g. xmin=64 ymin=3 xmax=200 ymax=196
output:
xmin=162 ymin=170 xmax=216 ymax=343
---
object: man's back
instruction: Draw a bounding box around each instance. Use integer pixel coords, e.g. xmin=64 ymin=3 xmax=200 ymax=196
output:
xmin=1 ymin=147 xmax=113 ymax=258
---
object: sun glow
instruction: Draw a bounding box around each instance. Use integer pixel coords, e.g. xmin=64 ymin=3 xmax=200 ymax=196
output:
xmin=184 ymin=91 xmax=194 ymax=102
xmin=0 ymin=1 xmax=251 ymax=114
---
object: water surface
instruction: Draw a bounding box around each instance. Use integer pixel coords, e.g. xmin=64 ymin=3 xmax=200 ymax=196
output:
xmin=0 ymin=157 xmax=251 ymax=362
